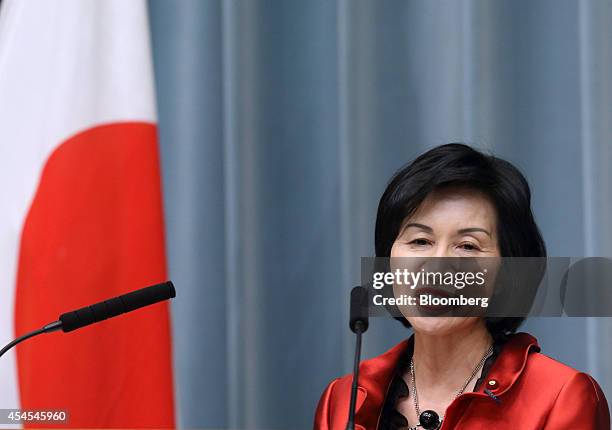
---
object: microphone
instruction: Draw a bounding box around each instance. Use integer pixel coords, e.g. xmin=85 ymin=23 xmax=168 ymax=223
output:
xmin=0 ymin=281 xmax=176 ymax=359
xmin=59 ymin=281 xmax=176 ymax=332
xmin=349 ymin=286 xmax=369 ymax=334
xmin=346 ymin=286 xmax=369 ymax=430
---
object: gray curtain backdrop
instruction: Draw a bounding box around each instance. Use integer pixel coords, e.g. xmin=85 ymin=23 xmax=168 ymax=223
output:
xmin=148 ymin=0 xmax=612 ymax=428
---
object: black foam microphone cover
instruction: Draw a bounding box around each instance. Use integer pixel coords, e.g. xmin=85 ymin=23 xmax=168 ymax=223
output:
xmin=349 ymin=286 xmax=369 ymax=334
xmin=59 ymin=281 xmax=176 ymax=332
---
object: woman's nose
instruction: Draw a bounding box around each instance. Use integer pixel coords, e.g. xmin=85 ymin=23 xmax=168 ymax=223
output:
xmin=433 ymin=243 xmax=452 ymax=258
xmin=424 ymin=243 xmax=462 ymax=273
xmin=422 ymin=245 xmax=451 ymax=272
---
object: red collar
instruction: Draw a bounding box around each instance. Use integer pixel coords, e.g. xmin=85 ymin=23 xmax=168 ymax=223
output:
xmin=353 ymin=332 xmax=541 ymax=429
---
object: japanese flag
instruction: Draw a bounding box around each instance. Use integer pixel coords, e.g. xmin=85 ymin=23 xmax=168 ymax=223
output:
xmin=0 ymin=0 xmax=175 ymax=427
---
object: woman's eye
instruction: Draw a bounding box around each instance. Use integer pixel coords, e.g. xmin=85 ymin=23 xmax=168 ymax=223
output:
xmin=458 ymin=242 xmax=480 ymax=251
xmin=409 ymin=238 xmax=431 ymax=246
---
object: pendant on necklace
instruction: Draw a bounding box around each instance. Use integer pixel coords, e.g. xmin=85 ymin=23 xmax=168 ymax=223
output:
xmin=419 ymin=410 xmax=441 ymax=430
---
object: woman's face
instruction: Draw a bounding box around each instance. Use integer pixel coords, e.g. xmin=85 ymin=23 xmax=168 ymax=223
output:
xmin=390 ymin=186 xmax=501 ymax=336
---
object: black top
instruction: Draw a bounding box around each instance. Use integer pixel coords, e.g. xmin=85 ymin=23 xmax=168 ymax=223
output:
xmin=378 ymin=336 xmax=507 ymax=429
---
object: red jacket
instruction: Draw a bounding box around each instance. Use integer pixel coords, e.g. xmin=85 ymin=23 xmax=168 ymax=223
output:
xmin=314 ymin=333 xmax=610 ymax=429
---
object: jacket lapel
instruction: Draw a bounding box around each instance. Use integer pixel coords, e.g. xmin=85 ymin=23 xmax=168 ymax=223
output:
xmin=354 ymin=338 xmax=412 ymax=429
xmin=441 ymin=332 xmax=541 ymax=428
xmin=479 ymin=332 xmax=540 ymax=396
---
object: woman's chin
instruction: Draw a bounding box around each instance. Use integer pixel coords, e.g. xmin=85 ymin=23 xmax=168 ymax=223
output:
xmin=407 ymin=316 xmax=480 ymax=336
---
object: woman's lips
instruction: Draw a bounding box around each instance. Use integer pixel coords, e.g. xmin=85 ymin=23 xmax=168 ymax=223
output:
xmin=416 ymin=286 xmax=453 ymax=298
xmin=413 ymin=286 xmax=456 ymax=315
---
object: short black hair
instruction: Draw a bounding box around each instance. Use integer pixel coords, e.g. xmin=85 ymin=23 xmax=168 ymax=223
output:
xmin=374 ymin=143 xmax=547 ymax=340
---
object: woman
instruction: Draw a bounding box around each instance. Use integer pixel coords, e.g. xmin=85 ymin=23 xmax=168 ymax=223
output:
xmin=314 ymin=144 xmax=610 ymax=429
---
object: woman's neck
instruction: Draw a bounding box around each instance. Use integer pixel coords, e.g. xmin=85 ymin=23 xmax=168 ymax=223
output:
xmin=411 ymin=321 xmax=493 ymax=395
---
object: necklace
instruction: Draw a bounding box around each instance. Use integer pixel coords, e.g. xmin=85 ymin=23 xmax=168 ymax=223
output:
xmin=407 ymin=344 xmax=494 ymax=430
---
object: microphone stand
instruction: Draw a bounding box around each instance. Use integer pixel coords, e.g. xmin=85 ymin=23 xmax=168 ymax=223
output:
xmin=346 ymin=286 xmax=369 ymax=430
xmin=346 ymin=320 xmax=366 ymax=430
